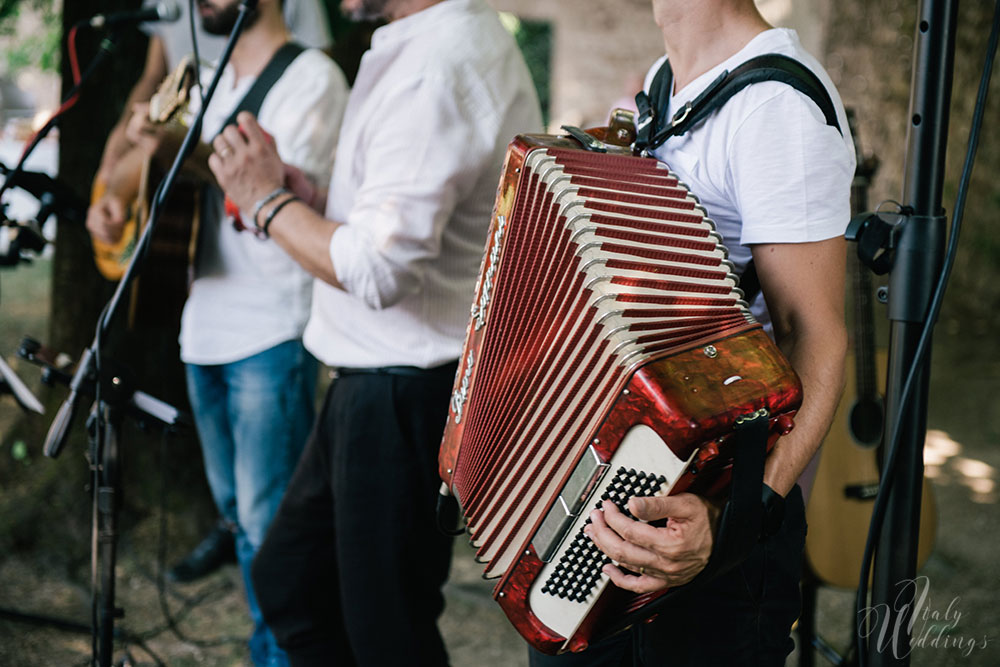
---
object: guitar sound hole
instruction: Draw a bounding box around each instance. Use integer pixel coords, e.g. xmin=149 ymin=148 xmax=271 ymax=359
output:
xmin=848 ymin=398 xmax=884 ymax=448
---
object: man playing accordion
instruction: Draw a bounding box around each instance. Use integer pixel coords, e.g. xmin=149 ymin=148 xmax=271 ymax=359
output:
xmin=532 ymin=0 xmax=853 ymax=665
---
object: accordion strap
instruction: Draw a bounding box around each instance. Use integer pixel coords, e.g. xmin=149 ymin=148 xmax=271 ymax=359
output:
xmin=634 ymin=53 xmax=841 ymax=307
xmin=634 ymin=53 xmax=842 ymax=154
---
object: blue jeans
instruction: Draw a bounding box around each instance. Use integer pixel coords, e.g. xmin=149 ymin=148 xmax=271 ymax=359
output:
xmin=186 ymin=339 xmax=318 ymax=667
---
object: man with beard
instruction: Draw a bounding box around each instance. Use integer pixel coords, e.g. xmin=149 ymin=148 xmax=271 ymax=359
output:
xmin=91 ymin=0 xmax=334 ymax=588
xmin=95 ymin=0 xmax=332 ymax=186
xmin=207 ymin=0 xmax=542 ymax=663
xmin=86 ymin=1 xmax=347 ymax=664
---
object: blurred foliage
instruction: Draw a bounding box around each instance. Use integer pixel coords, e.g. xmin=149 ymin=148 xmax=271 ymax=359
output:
xmin=500 ymin=12 xmax=551 ymax=126
xmin=0 ymin=0 xmax=61 ymax=74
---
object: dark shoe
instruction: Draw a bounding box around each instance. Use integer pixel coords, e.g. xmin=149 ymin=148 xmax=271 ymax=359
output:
xmin=167 ymin=520 xmax=237 ymax=583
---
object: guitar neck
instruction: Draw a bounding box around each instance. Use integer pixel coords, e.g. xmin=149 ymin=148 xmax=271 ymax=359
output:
xmin=851 ymin=171 xmax=879 ymax=402
xmin=847 ymin=108 xmax=881 ymax=405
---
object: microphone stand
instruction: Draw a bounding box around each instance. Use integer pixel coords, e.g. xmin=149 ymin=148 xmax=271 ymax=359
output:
xmin=40 ymin=2 xmax=259 ymax=664
xmin=0 ymin=337 xmax=189 ymax=663
xmin=849 ymin=1 xmax=958 ymax=665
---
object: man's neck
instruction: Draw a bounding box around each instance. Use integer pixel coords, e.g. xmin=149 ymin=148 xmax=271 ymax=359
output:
xmin=654 ymin=1 xmax=771 ymax=93
xmin=229 ymin=11 xmax=289 ymax=81
xmin=385 ymin=0 xmax=446 ymax=22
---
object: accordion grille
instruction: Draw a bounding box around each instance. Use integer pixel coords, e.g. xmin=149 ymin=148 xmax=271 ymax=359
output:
xmin=448 ymin=147 xmax=755 ymax=578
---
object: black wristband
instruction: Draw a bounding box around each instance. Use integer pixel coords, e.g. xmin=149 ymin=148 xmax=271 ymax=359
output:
xmin=760 ymin=484 xmax=786 ymax=540
xmin=261 ymin=195 xmax=300 ymax=239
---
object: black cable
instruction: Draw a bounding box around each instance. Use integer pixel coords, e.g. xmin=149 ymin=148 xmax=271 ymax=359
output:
xmin=90 ymin=406 xmax=102 ymax=665
xmin=147 ymin=425 xmax=244 ymax=648
xmin=855 ymin=1 xmax=1000 ymax=663
xmin=116 ymin=632 xmax=167 ymax=667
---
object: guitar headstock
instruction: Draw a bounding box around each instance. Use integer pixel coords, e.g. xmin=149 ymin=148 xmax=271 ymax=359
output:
xmin=846 ymin=108 xmax=880 ymax=185
xmin=149 ymin=55 xmax=198 ymax=125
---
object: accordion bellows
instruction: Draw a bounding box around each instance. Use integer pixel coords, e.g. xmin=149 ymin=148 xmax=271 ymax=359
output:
xmin=439 ymin=133 xmax=802 ymax=654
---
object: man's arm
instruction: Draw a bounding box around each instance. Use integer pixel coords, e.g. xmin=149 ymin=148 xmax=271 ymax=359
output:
xmin=754 ymin=236 xmax=848 ymax=496
xmin=585 ymin=236 xmax=847 ymax=594
xmin=95 ymin=36 xmax=169 ymax=184
xmin=87 ymin=146 xmax=145 ymax=245
xmin=211 ymin=62 xmax=492 ymax=305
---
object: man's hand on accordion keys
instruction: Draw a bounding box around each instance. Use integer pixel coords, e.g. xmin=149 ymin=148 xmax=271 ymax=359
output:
xmin=583 ymin=492 xmax=724 ymax=593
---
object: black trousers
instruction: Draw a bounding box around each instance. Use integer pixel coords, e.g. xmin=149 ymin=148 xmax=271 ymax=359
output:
xmin=529 ymin=485 xmax=807 ymax=667
xmin=251 ymin=363 xmax=457 ymax=666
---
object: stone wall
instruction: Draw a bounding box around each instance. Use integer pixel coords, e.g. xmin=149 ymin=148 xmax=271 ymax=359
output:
xmin=488 ymin=0 xmax=831 ymax=129
xmin=488 ymin=0 xmax=998 ymax=323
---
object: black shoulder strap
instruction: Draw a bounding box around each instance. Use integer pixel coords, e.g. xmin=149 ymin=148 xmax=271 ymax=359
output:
xmin=218 ymin=42 xmax=306 ymax=132
xmin=633 ymin=53 xmax=841 ymax=302
xmin=634 ymin=57 xmax=674 ymax=152
xmin=634 ymin=53 xmax=841 ymax=154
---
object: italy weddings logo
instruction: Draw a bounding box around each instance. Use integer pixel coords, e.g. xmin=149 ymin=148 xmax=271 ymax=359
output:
xmin=857 ymin=576 xmax=989 ymax=659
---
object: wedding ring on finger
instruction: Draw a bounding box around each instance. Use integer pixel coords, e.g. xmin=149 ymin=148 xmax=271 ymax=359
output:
xmin=214 ymin=137 xmax=233 ymax=159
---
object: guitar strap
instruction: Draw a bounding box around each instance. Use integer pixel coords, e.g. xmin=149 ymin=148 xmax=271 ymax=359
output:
xmin=219 ymin=41 xmax=306 ymax=132
xmin=634 ymin=53 xmax=842 ymax=305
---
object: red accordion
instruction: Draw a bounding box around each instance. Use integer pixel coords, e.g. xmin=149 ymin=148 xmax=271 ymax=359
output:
xmin=438 ymin=129 xmax=802 ymax=654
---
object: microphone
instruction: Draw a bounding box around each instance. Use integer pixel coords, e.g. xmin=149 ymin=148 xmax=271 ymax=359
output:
xmin=43 ymin=347 xmax=94 ymax=459
xmin=89 ymin=2 xmax=181 ymax=29
xmin=0 ymin=166 xmax=87 ymax=225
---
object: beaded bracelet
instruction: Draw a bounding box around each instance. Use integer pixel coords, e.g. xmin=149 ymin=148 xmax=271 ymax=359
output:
xmin=260 ymin=195 xmax=301 ymax=239
xmin=251 ymin=186 xmax=291 ymax=231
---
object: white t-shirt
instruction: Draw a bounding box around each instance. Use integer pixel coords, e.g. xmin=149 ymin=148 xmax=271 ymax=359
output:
xmin=178 ymin=48 xmax=348 ymax=365
xmin=144 ymin=0 xmax=333 ymax=71
xmin=303 ymin=0 xmax=543 ymax=369
xmin=646 ymin=28 xmax=855 ymax=330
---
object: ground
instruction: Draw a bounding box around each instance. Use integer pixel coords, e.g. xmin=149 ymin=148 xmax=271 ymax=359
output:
xmin=2 ymin=255 xmax=997 ymax=666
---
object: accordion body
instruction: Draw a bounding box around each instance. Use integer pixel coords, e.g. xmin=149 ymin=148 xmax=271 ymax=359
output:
xmin=439 ymin=131 xmax=802 ymax=654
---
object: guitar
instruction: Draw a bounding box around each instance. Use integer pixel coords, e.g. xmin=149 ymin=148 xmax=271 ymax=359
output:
xmin=91 ymin=56 xmax=211 ymax=283
xmin=89 ymin=57 xmax=220 ymax=329
xmin=804 ymin=110 xmax=936 ymax=589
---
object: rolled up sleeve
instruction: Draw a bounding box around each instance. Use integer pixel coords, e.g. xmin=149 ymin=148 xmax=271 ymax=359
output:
xmin=330 ymin=72 xmax=498 ymax=310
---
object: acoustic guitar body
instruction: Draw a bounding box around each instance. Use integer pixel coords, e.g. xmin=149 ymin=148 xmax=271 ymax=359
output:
xmin=804 ymin=347 xmax=937 ymax=590
xmin=91 ymin=163 xmax=200 ymax=331
xmin=90 ymin=176 xmax=138 ymax=282
xmin=127 ymin=161 xmax=200 ymax=331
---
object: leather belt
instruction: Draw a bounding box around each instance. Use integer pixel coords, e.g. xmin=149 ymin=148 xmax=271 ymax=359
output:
xmin=335 ymin=361 xmax=457 ymax=378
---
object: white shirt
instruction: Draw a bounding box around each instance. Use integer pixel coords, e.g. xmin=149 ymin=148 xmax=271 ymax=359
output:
xmin=179 ymin=48 xmax=348 ymax=365
xmin=304 ymin=0 xmax=543 ymax=369
xmin=646 ymin=29 xmax=855 ymax=330
xmin=143 ymin=0 xmax=332 ymax=71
